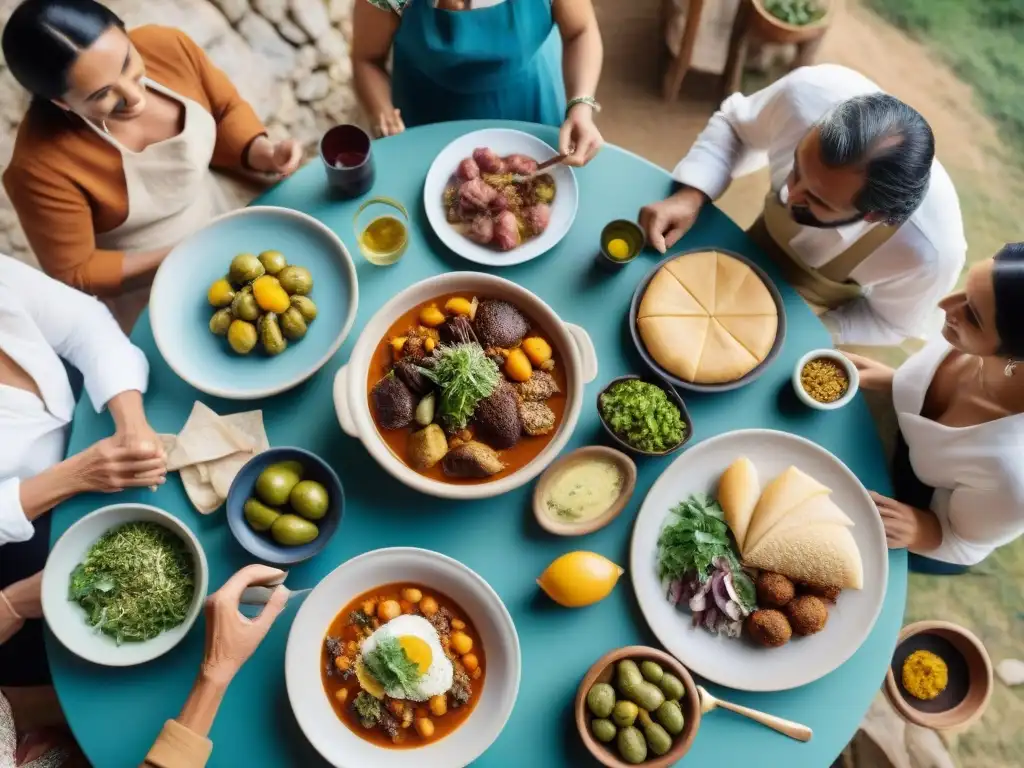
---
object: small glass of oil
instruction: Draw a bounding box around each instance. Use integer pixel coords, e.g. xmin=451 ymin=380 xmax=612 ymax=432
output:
xmin=354 ymin=197 xmax=410 ymax=266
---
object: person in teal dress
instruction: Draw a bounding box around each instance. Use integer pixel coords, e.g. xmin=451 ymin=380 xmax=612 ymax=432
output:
xmin=352 ymin=0 xmax=605 ymax=167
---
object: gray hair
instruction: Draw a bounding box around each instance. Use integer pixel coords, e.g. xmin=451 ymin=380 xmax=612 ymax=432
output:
xmin=816 ymin=93 xmax=934 ymax=226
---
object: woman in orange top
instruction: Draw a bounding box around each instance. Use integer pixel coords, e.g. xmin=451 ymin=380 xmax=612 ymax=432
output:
xmin=2 ymin=0 xmax=304 ymax=331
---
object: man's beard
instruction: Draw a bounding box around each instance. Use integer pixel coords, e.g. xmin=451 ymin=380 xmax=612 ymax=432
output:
xmin=789 ymin=205 xmax=865 ymax=229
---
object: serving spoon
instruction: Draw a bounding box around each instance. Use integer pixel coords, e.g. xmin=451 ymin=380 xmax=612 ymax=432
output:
xmin=510 ymin=152 xmax=569 ymax=184
xmin=697 ymin=685 xmax=812 ymax=742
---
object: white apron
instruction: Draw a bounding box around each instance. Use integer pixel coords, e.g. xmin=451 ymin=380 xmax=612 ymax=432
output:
xmin=86 ymin=79 xmax=259 ymax=333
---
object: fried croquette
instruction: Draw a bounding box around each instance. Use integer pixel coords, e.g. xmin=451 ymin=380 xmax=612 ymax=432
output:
xmin=746 ymin=609 xmax=792 ymax=648
xmin=756 ymin=571 xmax=796 ymax=608
xmin=785 ymin=595 xmax=829 ymax=636
xmin=798 ymin=581 xmax=842 ymax=603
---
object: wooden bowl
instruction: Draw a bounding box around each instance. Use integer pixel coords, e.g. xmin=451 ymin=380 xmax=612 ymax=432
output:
xmin=532 ymin=446 xmax=637 ymax=536
xmin=884 ymin=620 xmax=993 ymax=731
xmin=575 ymin=646 xmax=701 ymax=767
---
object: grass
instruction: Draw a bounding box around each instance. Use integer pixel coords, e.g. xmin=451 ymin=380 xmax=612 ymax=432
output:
xmin=864 ymin=0 xmax=1024 ymax=161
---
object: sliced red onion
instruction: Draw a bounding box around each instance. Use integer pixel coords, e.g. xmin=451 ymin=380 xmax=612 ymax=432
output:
xmin=666 ymin=579 xmax=683 ymax=605
xmin=710 ymin=571 xmax=733 ymax=616
xmin=703 ymin=605 xmax=720 ymax=631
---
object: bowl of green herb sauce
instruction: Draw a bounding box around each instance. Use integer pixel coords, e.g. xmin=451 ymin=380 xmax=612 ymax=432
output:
xmin=42 ymin=503 xmax=208 ymax=666
xmin=597 ymin=375 xmax=693 ymax=457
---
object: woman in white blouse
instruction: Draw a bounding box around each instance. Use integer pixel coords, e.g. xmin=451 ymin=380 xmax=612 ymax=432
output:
xmin=846 ymin=243 xmax=1024 ymax=573
xmin=0 ymin=253 xmax=164 ymax=759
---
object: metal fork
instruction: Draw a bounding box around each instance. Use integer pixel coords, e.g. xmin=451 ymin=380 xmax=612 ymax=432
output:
xmin=510 ymin=153 xmax=569 ymax=184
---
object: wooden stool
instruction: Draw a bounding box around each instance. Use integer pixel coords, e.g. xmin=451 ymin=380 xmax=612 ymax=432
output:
xmin=723 ymin=0 xmax=835 ymax=96
xmin=661 ymin=0 xmax=707 ymax=102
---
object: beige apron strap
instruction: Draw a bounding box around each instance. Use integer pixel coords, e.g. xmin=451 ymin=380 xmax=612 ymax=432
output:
xmin=817 ymin=219 xmax=899 ymax=282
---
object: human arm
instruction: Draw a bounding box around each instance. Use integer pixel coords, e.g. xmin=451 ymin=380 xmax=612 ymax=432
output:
xmin=841 ymin=351 xmax=895 ymax=393
xmin=0 ymin=571 xmax=41 ymax=645
xmin=351 ymin=1 xmax=404 ymax=137
xmin=554 ymin=0 xmax=604 ymax=166
xmin=142 ymin=565 xmax=289 ymax=768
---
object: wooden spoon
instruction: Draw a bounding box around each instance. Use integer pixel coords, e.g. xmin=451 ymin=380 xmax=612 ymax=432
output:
xmin=697 ymin=685 xmax=812 ymax=742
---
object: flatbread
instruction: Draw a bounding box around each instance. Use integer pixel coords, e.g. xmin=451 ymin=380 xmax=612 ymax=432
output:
xmin=716 ymin=314 xmax=779 ymax=361
xmin=665 ymin=251 xmax=717 ymax=313
xmin=716 ymin=271 xmax=777 ymax=316
xmin=694 ymin=319 xmax=758 ymax=384
xmin=760 ymin=494 xmax=854 ymax=542
xmin=743 ymin=467 xmax=831 ymax=553
xmin=179 ymin=464 xmax=222 ymax=515
xmin=638 ymin=269 xmax=707 ymax=319
xmin=637 ymin=315 xmax=710 ymax=381
xmin=743 ymin=522 xmax=864 ymax=590
xmin=714 ymin=253 xmax=752 ymax=311
xmin=718 ymin=456 xmax=759 ymax=551
xmin=169 ymin=402 xmax=256 ymax=470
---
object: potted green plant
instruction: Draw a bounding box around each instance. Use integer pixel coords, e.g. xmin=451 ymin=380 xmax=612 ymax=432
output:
xmin=751 ymin=0 xmax=835 ymax=45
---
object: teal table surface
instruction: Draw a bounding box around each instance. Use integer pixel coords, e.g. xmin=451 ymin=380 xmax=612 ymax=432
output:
xmin=48 ymin=120 xmax=907 ymax=767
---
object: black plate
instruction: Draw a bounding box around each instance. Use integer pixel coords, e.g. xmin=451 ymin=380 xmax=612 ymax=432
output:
xmin=628 ymin=247 xmax=788 ymax=393
xmin=597 ymin=374 xmax=694 ymax=457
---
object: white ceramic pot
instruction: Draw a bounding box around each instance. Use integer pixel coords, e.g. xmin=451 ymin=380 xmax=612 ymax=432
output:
xmin=333 ymin=272 xmax=598 ymax=499
xmin=792 ymin=348 xmax=860 ymax=411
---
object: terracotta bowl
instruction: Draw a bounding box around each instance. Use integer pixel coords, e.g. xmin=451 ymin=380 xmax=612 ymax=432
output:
xmin=575 ymin=646 xmax=701 ymax=767
xmin=532 ymin=446 xmax=637 ymax=536
xmin=884 ymin=620 xmax=993 ymax=731
xmin=750 ymin=0 xmax=836 ymax=45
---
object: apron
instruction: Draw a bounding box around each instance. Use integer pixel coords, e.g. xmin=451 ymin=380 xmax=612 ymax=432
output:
xmin=747 ymin=190 xmax=898 ymax=314
xmin=86 ymin=79 xmax=256 ymax=333
xmin=391 ymin=0 xmax=566 ymax=128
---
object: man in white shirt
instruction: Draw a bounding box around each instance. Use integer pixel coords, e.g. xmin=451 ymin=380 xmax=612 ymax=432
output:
xmin=639 ymin=64 xmax=967 ymax=347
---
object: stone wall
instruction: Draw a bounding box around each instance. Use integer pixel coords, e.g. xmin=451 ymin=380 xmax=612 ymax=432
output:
xmin=0 ymin=0 xmax=363 ymax=267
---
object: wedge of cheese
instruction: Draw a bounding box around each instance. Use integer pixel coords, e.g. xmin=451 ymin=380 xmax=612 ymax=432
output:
xmin=718 ymin=456 xmax=759 ymax=551
xmin=744 ymin=522 xmax=864 ymax=590
xmin=636 ymin=251 xmax=779 ymax=385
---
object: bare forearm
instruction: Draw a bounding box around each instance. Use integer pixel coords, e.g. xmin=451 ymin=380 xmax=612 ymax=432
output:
xmin=18 ymin=460 xmax=85 ymax=522
xmin=177 ymin=673 xmax=229 ymax=738
xmin=561 ymin=22 xmax=602 ymax=100
xmin=108 ymin=390 xmax=148 ymax=432
xmin=353 ymin=58 xmax=395 ymax=120
xmin=122 ymin=247 xmax=173 ymax=289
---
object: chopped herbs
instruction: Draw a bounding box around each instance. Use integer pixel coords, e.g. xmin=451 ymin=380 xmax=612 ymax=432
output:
xmin=362 ymin=635 xmax=422 ymax=698
xmin=599 ymin=379 xmax=685 ymax=453
xmin=657 ymin=494 xmax=741 ymax=583
xmin=68 ymin=522 xmax=195 ymax=644
xmin=348 ymin=609 xmax=373 ymax=629
xmin=352 ymin=691 xmax=382 ymax=728
xmin=419 ymin=343 xmax=500 ymax=430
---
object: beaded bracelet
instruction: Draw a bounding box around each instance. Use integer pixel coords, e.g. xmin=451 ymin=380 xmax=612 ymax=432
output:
xmin=566 ymin=96 xmax=601 ymax=116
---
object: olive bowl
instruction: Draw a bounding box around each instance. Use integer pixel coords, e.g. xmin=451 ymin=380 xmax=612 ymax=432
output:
xmin=225 ymin=447 xmax=344 ymax=566
xmin=597 ymin=375 xmax=694 ymax=457
xmin=575 ymin=646 xmax=701 ymax=767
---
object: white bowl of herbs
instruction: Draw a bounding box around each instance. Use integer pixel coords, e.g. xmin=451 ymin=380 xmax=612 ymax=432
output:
xmin=42 ymin=503 xmax=208 ymax=667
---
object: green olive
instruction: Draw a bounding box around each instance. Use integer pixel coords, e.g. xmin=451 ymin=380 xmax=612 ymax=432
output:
xmin=655 ymin=700 xmax=685 ymax=736
xmin=231 ymin=287 xmax=260 ymax=323
xmin=270 ymin=514 xmax=319 ymax=546
xmin=258 ymin=250 xmax=288 ymax=275
xmin=227 ymin=320 xmax=258 ymax=355
xmin=615 ymin=660 xmax=643 ymax=693
xmin=586 ymin=683 xmax=616 ymax=719
xmin=228 ymin=253 xmax=265 ymax=285
xmin=259 ymin=313 xmax=287 ymax=356
xmin=641 ymin=721 xmax=673 ymax=757
xmin=256 ymin=465 xmax=301 ymax=506
xmin=280 ymin=306 xmax=308 ymax=340
xmin=611 ymin=700 xmax=638 ymax=728
xmin=209 ymin=308 xmax=233 ymax=336
xmin=616 ymin=726 xmax=647 ymax=765
xmin=624 ymin=681 xmax=665 ymax=712
xmin=289 ymin=295 xmax=318 ymax=323
xmin=640 ymin=661 xmax=664 ymax=684
xmin=272 ymin=460 xmax=305 ymax=478
xmin=277 ymin=265 xmax=313 ymax=295
xmin=658 ymin=673 xmax=685 ymax=701
xmin=591 ymin=718 xmax=617 ymax=744
xmin=289 ymin=480 xmax=329 ymax=521
xmin=243 ymin=498 xmax=281 ymax=532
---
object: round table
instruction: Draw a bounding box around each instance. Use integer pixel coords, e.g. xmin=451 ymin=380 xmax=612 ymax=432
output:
xmin=48 ymin=120 xmax=907 ymax=767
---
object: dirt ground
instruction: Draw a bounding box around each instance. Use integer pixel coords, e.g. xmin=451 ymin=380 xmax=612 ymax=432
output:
xmin=591 ymin=1 xmax=1024 ymax=766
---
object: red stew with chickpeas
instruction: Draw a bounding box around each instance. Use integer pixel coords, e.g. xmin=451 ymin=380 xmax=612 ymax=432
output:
xmin=321 ymin=583 xmax=485 ymax=748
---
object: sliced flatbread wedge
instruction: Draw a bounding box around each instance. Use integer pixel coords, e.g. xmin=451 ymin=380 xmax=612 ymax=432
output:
xmin=714 ymin=253 xmax=752 ymax=311
xmin=716 ymin=270 xmax=776 ymax=316
xmin=665 ymin=251 xmax=717 ymax=313
xmin=743 ymin=522 xmax=864 ymax=590
xmin=637 ymin=315 xmax=710 ymax=381
xmin=718 ymin=456 xmax=759 ymax=551
xmin=763 ymin=495 xmax=854 ymax=542
xmin=717 ymin=314 xmax=779 ymax=361
xmin=694 ymin=318 xmax=759 ymax=384
xmin=638 ymin=268 xmax=708 ymax=319
xmin=743 ymin=466 xmax=831 ymax=554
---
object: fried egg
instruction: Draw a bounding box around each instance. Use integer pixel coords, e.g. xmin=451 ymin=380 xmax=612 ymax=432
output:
xmin=359 ymin=614 xmax=453 ymax=701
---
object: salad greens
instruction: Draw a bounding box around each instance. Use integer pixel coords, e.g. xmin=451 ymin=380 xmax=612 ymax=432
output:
xmin=657 ymin=493 xmax=740 ymax=582
xmin=69 ymin=522 xmax=195 ymax=645
xmin=420 ymin=343 xmax=500 ymax=430
xmin=599 ymin=379 xmax=685 ymax=453
xmin=362 ymin=635 xmax=422 ymax=698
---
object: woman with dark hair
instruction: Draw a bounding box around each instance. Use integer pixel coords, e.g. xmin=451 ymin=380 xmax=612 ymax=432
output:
xmin=845 ymin=244 xmax=1024 ymax=573
xmin=1 ymin=0 xmax=303 ymax=332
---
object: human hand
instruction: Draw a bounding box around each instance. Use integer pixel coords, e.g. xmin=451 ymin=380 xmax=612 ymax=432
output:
xmin=638 ymin=186 xmax=706 ymax=253
xmin=68 ymin=435 xmax=167 ymax=494
xmin=201 ymin=565 xmax=289 ymax=687
xmin=841 ymin=352 xmax=895 ymax=391
xmin=559 ymin=104 xmax=603 ymax=167
xmin=870 ymin=491 xmax=942 ymax=550
xmin=247 ymin=136 xmax=304 ymax=176
xmin=0 ymin=571 xmax=42 ymax=645
xmin=376 ymin=108 xmax=405 ymax=138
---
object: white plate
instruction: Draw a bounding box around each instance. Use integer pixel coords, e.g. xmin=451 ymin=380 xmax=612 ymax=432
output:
xmin=630 ymin=429 xmax=888 ymax=692
xmin=286 ymin=547 xmax=521 ymax=768
xmin=42 ymin=504 xmax=208 ymax=667
xmin=423 ymin=128 xmax=578 ymax=266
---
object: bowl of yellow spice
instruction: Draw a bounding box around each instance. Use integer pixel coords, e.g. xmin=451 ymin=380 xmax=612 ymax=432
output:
xmin=885 ymin=620 xmax=993 ymax=731
xmin=792 ymin=349 xmax=858 ymax=411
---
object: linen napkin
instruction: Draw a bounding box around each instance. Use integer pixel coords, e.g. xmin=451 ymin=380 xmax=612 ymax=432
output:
xmin=160 ymin=401 xmax=270 ymax=514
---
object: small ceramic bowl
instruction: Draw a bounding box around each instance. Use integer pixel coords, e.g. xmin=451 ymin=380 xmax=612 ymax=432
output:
xmin=226 ymin=447 xmax=344 ymax=565
xmin=597 ymin=375 xmax=693 ymax=457
xmin=792 ymin=348 xmax=860 ymax=411
xmin=599 ymin=220 xmax=645 ymax=268
xmin=576 ymin=646 xmax=701 ymax=768
xmin=885 ymin=620 xmax=993 ymax=731
xmin=532 ymin=446 xmax=637 ymax=536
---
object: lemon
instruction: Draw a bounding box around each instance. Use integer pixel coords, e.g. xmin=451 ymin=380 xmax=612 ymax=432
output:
xmin=606 ymin=238 xmax=631 ymax=261
xmin=537 ymin=551 xmax=624 ymax=607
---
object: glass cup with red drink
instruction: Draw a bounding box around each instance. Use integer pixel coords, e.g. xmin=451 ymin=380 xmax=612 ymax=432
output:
xmin=320 ymin=124 xmax=375 ymax=198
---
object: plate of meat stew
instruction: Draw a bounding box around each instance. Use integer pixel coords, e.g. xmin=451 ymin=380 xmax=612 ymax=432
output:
xmin=424 ymin=128 xmax=579 ymax=267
